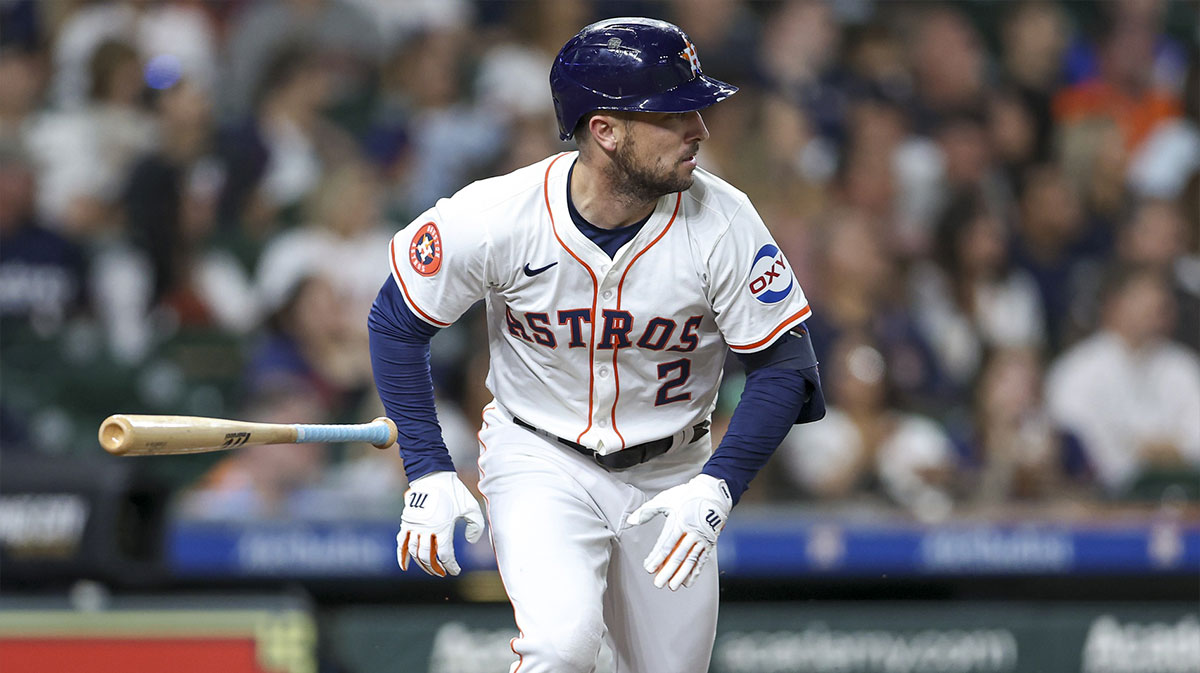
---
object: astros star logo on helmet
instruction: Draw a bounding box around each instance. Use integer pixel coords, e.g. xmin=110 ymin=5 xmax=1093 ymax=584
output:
xmin=680 ymin=41 xmax=702 ymax=78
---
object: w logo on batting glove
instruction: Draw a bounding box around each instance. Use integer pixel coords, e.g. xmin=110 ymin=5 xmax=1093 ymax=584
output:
xmin=703 ymin=509 xmax=723 ymax=531
xmin=397 ymin=472 xmax=485 ymax=577
xmin=626 ymin=474 xmax=733 ymax=591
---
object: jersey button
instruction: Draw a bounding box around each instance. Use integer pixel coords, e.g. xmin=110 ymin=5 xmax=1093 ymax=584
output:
xmin=598 ymin=419 xmax=609 ymax=428
xmin=598 ymin=366 xmax=609 ymax=378
xmin=602 ymin=290 xmax=614 ymax=300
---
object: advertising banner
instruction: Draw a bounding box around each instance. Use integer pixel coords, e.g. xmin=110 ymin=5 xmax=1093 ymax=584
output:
xmin=0 ymin=598 xmax=315 ymax=673
xmin=168 ymin=516 xmax=1200 ymax=578
xmin=327 ymin=602 xmax=1200 ymax=673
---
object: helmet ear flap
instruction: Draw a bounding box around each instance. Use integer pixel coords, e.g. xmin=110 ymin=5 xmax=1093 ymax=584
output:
xmin=552 ymin=94 xmax=570 ymax=140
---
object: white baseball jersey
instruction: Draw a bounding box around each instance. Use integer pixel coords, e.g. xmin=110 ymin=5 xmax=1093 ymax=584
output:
xmin=388 ymin=151 xmax=810 ymax=454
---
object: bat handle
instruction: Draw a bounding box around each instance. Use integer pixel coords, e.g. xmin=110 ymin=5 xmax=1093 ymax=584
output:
xmin=294 ymin=417 xmax=398 ymax=449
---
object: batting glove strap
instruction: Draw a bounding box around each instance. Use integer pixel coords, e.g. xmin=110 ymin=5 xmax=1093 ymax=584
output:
xmin=626 ymin=474 xmax=733 ymax=591
xmin=397 ymin=471 xmax=485 ymax=577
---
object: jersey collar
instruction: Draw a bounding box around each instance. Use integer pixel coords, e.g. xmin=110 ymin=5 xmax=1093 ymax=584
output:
xmin=546 ymin=152 xmax=679 ymax=270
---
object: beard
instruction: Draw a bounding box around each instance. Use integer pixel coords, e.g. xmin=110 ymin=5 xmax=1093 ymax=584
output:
xmin=605 ymin=135 xmax=697 ymax=204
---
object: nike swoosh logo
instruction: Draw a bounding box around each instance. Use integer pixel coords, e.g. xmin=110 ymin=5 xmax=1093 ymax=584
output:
xmin=523 ymin=262 xmax=558 ymax=277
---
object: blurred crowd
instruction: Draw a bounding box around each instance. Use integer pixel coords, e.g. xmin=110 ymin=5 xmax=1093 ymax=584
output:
xmin=1 ymin=0 xmax=1197 ymax=522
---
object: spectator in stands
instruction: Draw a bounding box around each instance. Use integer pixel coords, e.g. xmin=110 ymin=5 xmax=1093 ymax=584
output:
xmin=246 ymin=273 xmax=372 ymax=416
xmin=934 ymin=111 xmax=997 ymax=198
xmin=0 ymin=145 xmax=88 ymax=454
xmin=987 ymin=86 xmax=1043 ymax=193
xmin=965 ymin=347 xmax=1091 ymax=505
xmin=255 ymin=160 xmax=394 ymax=329
xmin=472 ymin=2 xmax=574 ymax=177
xmin=27 ymin=38 xmax=157 ymax=235
xmin=0 ymin=45 xmax=45 ymax=144
xmin=719 ymin=92 xmax=828 ymax=251
xmin=1060 ymin=0 xmax=1190 ymax=97
xmin=834 ymin=144 xmax=900 ymax=244
xmin=1058 ymin=115 xmax=1128 ymax=248
xmin=124 ymin=77 xmax=259 ymax=335
xmin=905 ymin=5 xmax=987 ymax=134
xmin=216 ymin=43 xmax=357 ymax=238
xmin=1011 ymin=164 xmax=1105 ymax=352
xmin=998 ymin=1 xmax=1069 ymax=165
xmin=756 ymin=0 xmax=845 ymax=141
xmin=803 ymin=208 xmax=947 ymax=413
xmin=1053 ymin=5 xmax=1181 ymax=156
xmin=372 ymin=28 xmax=505 ymax=215
xmin=1045 ymin=265 xmax=1200 ymax=495
xmin=1127 ymin=47 xmax=1199 ymax=201
xmin=220 ymin=0 xmax=381 ymax=121
xmin=777 ymin=332 xmax=956 ymax=521
xmin=924 ymin=110 xmax=1016 ymax=260
xmin=843 ymin=88 xmax=941 ymax=260
xmin=844 ymin=21 xmax=911 ymax=104
xmin=1116 ymin=199 xmax=1200 ymax=352
xmin=0 ymin=142 xmax=87 ymax=333
xmin=49 ymin=0 xmax=218 ymax=110
xmin=910 ymin=190 xmax=1045 ymax=389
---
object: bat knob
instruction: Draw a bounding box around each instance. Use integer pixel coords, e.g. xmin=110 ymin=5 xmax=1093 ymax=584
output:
xmin=98 ymin=415 xmax=134 ymax=455
xmin=372 ymin=416 xmax=398 ymax=450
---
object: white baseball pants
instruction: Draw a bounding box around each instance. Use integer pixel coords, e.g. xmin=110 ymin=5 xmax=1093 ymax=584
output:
xmin=476 ymin=403 xmax=719 ymax=673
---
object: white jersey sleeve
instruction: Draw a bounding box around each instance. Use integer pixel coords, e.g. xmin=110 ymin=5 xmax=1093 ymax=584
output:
xmin=387 ymin=197 xmax=491 ymax=328
xmin=705 ymin=198 xmax=811 ymax=353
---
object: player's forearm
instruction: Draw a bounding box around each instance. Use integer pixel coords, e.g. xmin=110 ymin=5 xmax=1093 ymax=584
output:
xmin=701 ymin=365 xmax=822 ymax=504
xmin=368 ymin=280 xmax=456 ymax=481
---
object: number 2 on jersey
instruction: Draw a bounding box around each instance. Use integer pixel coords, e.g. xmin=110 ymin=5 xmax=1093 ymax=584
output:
xmin=655 ymin=359 xmax=692 ymax=405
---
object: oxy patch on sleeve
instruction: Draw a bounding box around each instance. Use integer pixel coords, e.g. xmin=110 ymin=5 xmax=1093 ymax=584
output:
xmin=746 ymin=243 xmax=793 ymax=304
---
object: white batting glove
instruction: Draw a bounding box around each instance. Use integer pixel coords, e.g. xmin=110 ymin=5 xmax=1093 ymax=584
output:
xmin=397 ymin=471 xmax=485 ymax=577
xmin=626 ymin=474 xmax=732 ymax=591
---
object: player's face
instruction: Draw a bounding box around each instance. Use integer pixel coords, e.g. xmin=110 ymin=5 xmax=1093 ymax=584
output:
xmin=609 ymin=110 xmax=710 ymax=201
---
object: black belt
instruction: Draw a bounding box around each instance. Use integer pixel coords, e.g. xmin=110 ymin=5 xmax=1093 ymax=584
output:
xmin=512 ymin=416 xmax=709 ymax=470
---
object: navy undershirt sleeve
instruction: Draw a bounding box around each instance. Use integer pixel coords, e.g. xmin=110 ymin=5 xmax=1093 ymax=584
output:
xmin=701 ymin=328 xmax=825 ymax=505
xmin=367 ymin=277 xmax=456 ymax=481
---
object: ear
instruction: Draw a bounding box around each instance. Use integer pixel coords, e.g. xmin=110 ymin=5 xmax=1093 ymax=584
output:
xmin=587 ymin=113 xmax=623 ymax=153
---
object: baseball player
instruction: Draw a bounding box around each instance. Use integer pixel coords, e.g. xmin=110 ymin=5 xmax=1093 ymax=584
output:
xmin=368 ymin=18 xmax=825 ymax=673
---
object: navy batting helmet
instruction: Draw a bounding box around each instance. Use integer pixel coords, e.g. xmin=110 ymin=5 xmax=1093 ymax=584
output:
xmin=549 ymin=17 xmax=738 ymax=140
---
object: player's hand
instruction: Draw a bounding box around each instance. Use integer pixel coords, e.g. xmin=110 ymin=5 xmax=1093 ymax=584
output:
xmin=397 ymin=471 xmax=485 ymax=577
xmin=626 ymin=474 xmax=732 ymax=591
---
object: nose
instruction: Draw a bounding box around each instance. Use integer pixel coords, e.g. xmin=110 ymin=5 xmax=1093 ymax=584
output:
xmin=686 ymin=111 xmax=709 ymax=143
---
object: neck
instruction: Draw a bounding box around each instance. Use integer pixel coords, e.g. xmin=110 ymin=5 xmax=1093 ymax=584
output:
xmin=264 ymin=97 xmax=313 ymax=131
xmin=1111 ymin=327 xmax=1157 ymax=353
xmin=570 ymin=155 xmax=658 ymax=229
xmin=163 ymin=126 xmax=206 ymax=163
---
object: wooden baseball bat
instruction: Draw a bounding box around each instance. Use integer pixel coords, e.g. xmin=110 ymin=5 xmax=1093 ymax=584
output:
xmin=98 ymin=414 xmax=398 ymax=456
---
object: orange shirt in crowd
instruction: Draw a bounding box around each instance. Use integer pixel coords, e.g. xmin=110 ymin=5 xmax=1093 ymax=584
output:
xmin=1053 ymin=80 xmax=1181 ymax=152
